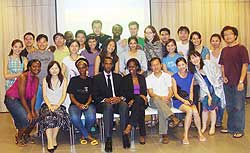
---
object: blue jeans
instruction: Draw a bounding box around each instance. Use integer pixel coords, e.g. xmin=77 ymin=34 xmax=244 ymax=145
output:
xmin=224 ymin=84 xmax=246 ymax=134
xmin=216 ymin=104 xmax=225 ymax=126
xmin=35 ymin=84 xmax=43 ymax=111
xmin=4 ymin=96 xmax=29 ymax=129
xmin=69 ymin=104 xmax=96 ymax=138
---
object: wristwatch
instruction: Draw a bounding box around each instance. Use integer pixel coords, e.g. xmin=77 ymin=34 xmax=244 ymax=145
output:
xmin=239 ymin=80 xmax=244 ymax=84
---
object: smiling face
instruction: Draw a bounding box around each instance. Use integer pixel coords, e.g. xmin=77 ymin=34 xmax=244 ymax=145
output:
xmin=160 ymin=31 xmax=170 ymax=43
xmin=37 ymin=37 xmax=48 ymax=50
xmin=210 ymin=36 xmax=221 ymax=49
xmin=49 ymin=63 xmax=60 ymax=76
xmin=145 ymin=28 xmax=155 ymax=42
xmin=112 ymin=25 xmax=122 ymax=37
xmin=189 ymin=54 xmax=201 ymax=67
xmin=76 ymin=33 xmax=86 ymax=46
xmin=176 ymin=60 xmax=187 ymax=73
xmin=223 ymin=29 xmax=237 ymax=44
xmin=128 ymin=61 xmax=137 ymax=75
xmin=30 ymin=61 xmax=41 ymax=75
xmin=24 ymin=34 xmax=35 ymax=48
xmin=191 ymin=34 xmax=201 ymax=46
xmin=129 ymin=24 xmax=138 ymax=37
xmin=178 ymin=30 xmax=189 ymax=41
xmin=69 ymin=41 xmax=80 ymax=55
xmin=103 ymin=58 xmax=113 ymax=73
xmin=107 ymin=41 xmax=116 ymax=54
xmin=77 ymin=61 xmax=88 ymax=77
xmin=166 ymin=41 xmax=177 ymax=54
xmin=88 ymin=38 xmax=97 ymax=50
xmin=128 ymin=38 xmax=138 ymax=50
xmin=12 ymin=42 xmax=23 ymax=55
xmin=92 ymin=23 xmax=102 ymax=36
xmin=150 ymin=59 xmax=162 ymax=73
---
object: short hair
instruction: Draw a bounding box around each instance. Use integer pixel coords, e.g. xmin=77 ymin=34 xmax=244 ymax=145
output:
xmin=103 ymin=56 xmax=113 ymax=64
xmin=128 ymin=36 xmax=138 ymax=44
xmin=177 ymin=26 xmax=190 ymax=34
xmin=36 ymin=34 xmax=48 ymax=42
xmin=92 ymin=20 xmax=102 ymax=28
xmin=24 ymin=32 xmax=35 ymax=40
xmin=53 ymin=33 xmax=65 ymax=42
xmin=210 ymin=33 xmax=221 ymax=42
xmin=75 ymin=57 xmax=89 ymax=67
xmin=150 ymin=57 xmax=162 ymax=66
xmin=220 ymin=26 xmax=238 ymax=40
xmin=159 ymin=28 xmax=170 ymax=35
xmin=112 ymin=24 xmax=123 ymax=32
xmin=128 ymin=21 xmax=139 ymax=29
xmin=126 ymin=58 xmax=141 ymax=72
xmin=190 ymin=31 xmax=201 ymax=40
xmin=75 ymin=30 xmax=87 ymax=38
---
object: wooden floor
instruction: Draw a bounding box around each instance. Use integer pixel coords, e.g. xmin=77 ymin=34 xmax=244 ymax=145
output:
xmin=0 ymin=100 xmax=250 ymax=153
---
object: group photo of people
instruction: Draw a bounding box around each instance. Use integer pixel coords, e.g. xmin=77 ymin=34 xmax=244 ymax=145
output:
xmin=3 ymin=16 xmax=249 ymax=153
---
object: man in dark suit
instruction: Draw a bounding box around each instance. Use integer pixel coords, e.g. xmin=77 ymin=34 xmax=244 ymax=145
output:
xmin=93 ymin=57 xmax=129 ymax=152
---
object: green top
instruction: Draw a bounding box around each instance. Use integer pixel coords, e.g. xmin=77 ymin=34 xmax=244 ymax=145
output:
xmin=54 ymin=46 xmax=69 ymax=65
xmin=138 ymin=37 xmax=145 ymax=49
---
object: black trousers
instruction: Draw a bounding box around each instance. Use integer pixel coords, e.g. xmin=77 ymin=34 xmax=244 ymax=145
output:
xmin=129 ymin=96 xmax=147 ymax=136
xmin=96 ymin=101 xmax=129 ymax=140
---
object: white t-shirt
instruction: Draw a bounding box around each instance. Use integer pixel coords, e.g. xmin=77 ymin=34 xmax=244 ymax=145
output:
xmin=209 ymin=49 xmax=221 ymax=68
xmin=177 ymin=41 xmax=189 ymax=59
xmin=146 ymin=71 xmax=172 ymax=96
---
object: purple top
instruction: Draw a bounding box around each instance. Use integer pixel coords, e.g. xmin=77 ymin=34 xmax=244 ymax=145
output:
xmin=219 ymin=44 xmax=249 ymax=86
xmin=81 ymin=50 xmax=99 ymax=77
xmin=133 ymin=84 xmax=140 ymax=94
xmin=6 ymin=71 xmax=38 ymax=100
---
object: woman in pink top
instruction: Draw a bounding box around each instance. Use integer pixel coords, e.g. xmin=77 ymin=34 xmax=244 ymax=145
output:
xmin=4 ymin=59 xmax=41 ymax=146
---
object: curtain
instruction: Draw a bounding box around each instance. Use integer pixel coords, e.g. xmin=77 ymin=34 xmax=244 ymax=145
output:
xmin=0 ymin=0 xmax=56 ymax=112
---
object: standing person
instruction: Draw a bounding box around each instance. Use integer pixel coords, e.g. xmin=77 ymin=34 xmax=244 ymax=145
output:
xmin=39 ymin=61 xmax=70 ymax=152
xmin=4 ymin=39 xmax=28 ymax=90
xmin=4 ymin=59 xmax=41 ymax=146
xmin=94 ymin=39 xmax=119 ymax=75
xmin=21 ymin=32 xmax=37 ymax=57
xmin=176 ymin=26 xmax=192 ymax=59
xmin=53 ymin=33 xmax=69 ymax=65
xmin=88 ymin=20 xmax=111 ymax=47
xmin=62 ymin=40 xmax=85 ymax=109
xmin=92 ymin=57 xmax=129 ymax=152
xmin=112 ymin=24 xmax=128 ymax=56
xmin=122 ymin=58 xmax=148 ymax=144
xmin=190 ymin=31 xmax=210 ymax=60
xmin=28 ymin=34 xmax=54 ymax=111
xmin=144 ymin=25 xmax=163 ymax=65
xmin=209 ymin=33 xmax=225 ymax=128
xmin=119 ymin=36 xmax=147 ymax=76
xmin=75 ymin=30 xmax=87 ymax=54
xmin=128 ymin=21 xmax=144 ymax=49
xmin=219 ymin=26 xmax=249 ymax=138
xmin=188 ymin=51 xmax=226 ymax=136
xmin=81 ymin=35 xmax=100 ymax=77
xmin=162 ymin=39 xmax=183 ymax=75
xmin=172 ymin=57 xmax=206 ymax=144
xmin=146 ymin=57 xmax=180 ymax=144
xmin=67 ymin=58 xmax=98 ymax=145
xmin=159 ymin=28 xmax=171 ymax=56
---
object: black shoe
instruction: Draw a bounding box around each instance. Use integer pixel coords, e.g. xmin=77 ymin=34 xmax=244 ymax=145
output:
xmin=105 ymin=138 xmax=112 ymax=152
xmin=53 ymin=145 xmax=58 ymax=150
xmin=47 ymin=148 xmax=54 ymax=153
xmin=122 ymin=134 xmax=130 ymax=149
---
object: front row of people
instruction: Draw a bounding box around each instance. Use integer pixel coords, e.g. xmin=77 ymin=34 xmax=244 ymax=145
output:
xmin=5 ymin=53 xmax=226 ymax=152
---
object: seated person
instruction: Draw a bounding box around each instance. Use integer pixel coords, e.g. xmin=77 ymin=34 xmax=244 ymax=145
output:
xmin=146 ymin=57 xmax=180 ymax=144
xmin=172 ymin=57 xmax=206 ymax=144
xmin=67 ymin=58 xmax=98 ymax=145
xmin=92 ymin=57 xmax=129 ymax=152
xmin=122 ymin=58 xmax=148 ymax=144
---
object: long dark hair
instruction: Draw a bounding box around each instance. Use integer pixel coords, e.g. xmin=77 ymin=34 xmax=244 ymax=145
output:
xmin=126 ymin=58 xmax=141 ymax=73
xmin=99 ymin=39 xmax=118 ymax=63
xmin=46 ymin=61 xmax=64 ymax=90
xmin=188 ymin=51 xmax=204 ymax=73
xmin=9 ymin=39 xmax=24 ymax=63
xmin=164 ymin=39 xmax=178 ymax=57
xmin=85 ymin=34 xmax=100 ymax=53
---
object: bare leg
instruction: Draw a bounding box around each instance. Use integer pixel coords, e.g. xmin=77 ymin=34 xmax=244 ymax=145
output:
xmin=52 ymin=127 xmax=59 ymax=146
xmin=46 ymin=128 xmax=53 ymax=149
xmin=179 ymin=105 xmax=192 ymax=144
xmin=191 ymin=105 xmax=206 ymax=141
xmin=209 ymin=110 xmax=216 ymax=135
xmin=201 ymin=111 xmax=208 ymax=133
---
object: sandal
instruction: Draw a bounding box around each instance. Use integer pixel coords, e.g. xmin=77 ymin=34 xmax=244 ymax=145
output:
xmin=123 ymin=124 xmax=132 ymax=135
xmin=199 ymin=135 xmax=206 ymax=142
xmin=220 ymin=129 xmax=229 ymax=134
xmin=80 ymin=138 xmax=88 ymax=145
xmin=182 ymin=138 xmax=189 ymax=145
xmin=233 ymin=132 xmax=244 ymax=138
xmin=23 ymin=135 xmax=35 ymax=144
xmin=90 ymin=139 xmax=99 ymax=145
xmin=15 ymin=135 xmax=26 ymax=147
xmin=162 ymin=135 xmax=169 ymax=144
